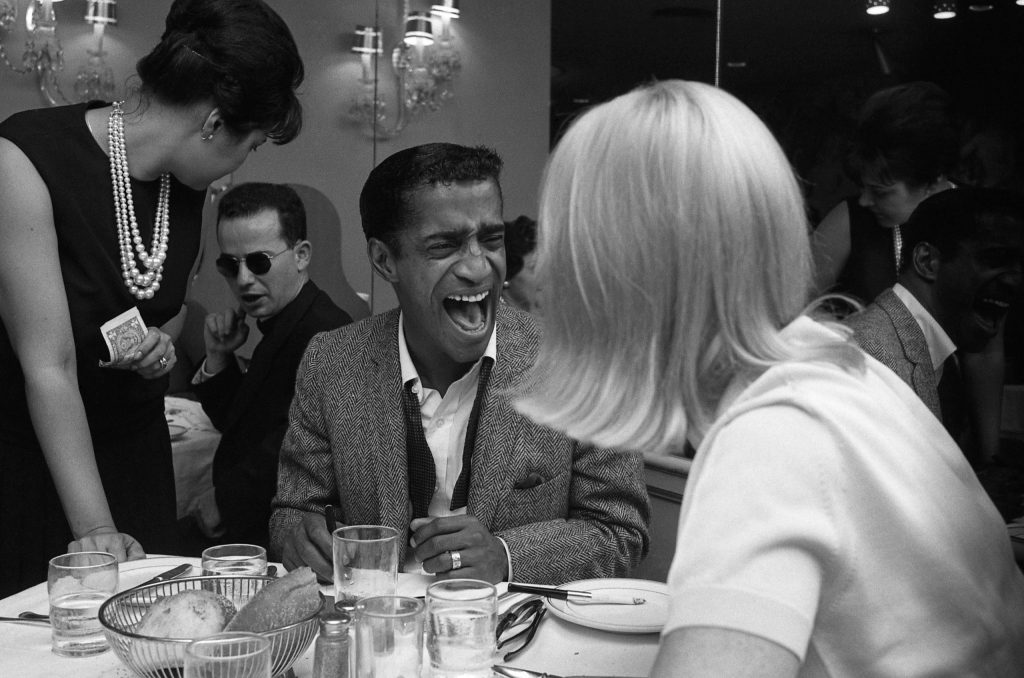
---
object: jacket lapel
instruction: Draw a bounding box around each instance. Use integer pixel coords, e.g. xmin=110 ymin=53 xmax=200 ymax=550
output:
xmin=877 ymin=289 xmax=942 ymax=418
xmin=467 ymin=307 xmax=529 ymax=527
xmin=355 ymin=312 xmax=412 ymax=546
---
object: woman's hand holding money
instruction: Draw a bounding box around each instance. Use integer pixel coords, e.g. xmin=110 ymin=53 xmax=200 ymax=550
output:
xmin=202 ymin=307 xmax=249 ymax=374
xmin=116 ymin=328 xmax=177 ymax=379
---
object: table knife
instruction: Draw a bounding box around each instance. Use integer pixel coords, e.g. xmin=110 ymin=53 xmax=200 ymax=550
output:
xmin=507 ymin=583 xmax=645 ymax=605
xmin=135 ymin=563 xmax=192 ymax=588
xmin=493 ymin=666 xmax=638 ymax=678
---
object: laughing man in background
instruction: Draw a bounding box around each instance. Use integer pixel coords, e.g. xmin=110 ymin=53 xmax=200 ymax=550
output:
xmin=845 ymin=187 xmax=1024 ymax=474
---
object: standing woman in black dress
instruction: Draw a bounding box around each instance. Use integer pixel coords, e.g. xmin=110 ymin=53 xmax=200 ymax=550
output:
xmin=0 ymin=0 xmax=303 ymax=596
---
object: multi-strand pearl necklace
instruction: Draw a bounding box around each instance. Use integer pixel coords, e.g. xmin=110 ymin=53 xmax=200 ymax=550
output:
xmin=109 ymin=101 xmax=171 ymax=300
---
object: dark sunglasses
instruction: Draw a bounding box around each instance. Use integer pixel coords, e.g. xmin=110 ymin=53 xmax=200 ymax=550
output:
xmin=215 ymin=246 xmax=292 ymax=277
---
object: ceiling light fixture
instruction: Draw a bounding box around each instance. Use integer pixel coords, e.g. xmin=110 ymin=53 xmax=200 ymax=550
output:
xmin=968 ymin=2 xmax=993 ymax=9
xmin=933 ymin=1 xmax=957 ymax=18
xmin=865 ymin=0 xmax=891 ymax=15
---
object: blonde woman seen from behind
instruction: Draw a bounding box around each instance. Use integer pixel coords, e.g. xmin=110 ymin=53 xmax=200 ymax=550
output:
xmin=516 ymin=80 xmax=1024 ymax=677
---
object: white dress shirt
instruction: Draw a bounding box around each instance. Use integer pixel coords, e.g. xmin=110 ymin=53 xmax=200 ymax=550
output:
xmin=397 ymin=313 xmax=512 ymax=578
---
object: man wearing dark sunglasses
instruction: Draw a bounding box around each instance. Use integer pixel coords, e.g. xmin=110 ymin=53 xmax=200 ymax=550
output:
xmin=188 ymin=182 xmax=351 ymax=549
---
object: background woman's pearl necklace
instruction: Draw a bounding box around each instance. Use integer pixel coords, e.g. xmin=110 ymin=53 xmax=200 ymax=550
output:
xmin=109 ymin=101 xmax=171 ymax=300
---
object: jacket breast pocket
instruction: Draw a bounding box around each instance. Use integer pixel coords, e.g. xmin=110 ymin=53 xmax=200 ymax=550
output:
xmin=505 ymin=469 xmax=569 ymax=521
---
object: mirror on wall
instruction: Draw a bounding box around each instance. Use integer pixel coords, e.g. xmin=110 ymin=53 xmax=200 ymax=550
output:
xmin=552 ymin=0 xmax=1024 ymax=219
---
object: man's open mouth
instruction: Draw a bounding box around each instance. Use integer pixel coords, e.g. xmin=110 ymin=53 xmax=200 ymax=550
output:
xmin=973 ymin=296 xmax=1011 ymax=333
xmin=443 ymin=290 xmax=491 ymax=332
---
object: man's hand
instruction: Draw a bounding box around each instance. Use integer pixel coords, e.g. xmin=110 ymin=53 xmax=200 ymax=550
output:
xmin=281 ymin=511 xmax=334 ymax=582
xmin=410 ymin=515 xmax=508 ymax=584
xmin=203 ymin=307 xmax=249 ymax=373
xmin=69 ymin=529 xmax=145 ymax=562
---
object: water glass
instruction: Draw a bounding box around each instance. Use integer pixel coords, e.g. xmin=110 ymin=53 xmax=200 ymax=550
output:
xmin=332 ymin=525 xmax=399 ymax=609
xmin=354 ymin=595 xmax=424 ymax=678
xmin=425 ymin=579 xmax=497 ymax=676
xmin=184 ymin=632 xmax=271 ymax=678
xmin=201 ymin=544 xmax=268 ymax=576
xmin=47 ymin=551 xmax=118 ymax=657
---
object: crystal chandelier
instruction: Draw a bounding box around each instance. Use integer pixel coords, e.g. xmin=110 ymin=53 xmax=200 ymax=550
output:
xmin=349 ymin=0 xmax=462 ymax=139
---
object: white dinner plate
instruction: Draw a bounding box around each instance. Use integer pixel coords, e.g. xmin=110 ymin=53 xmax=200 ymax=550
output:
xmin=543 ymin=578 xmax=669 ymax=634
xmin=167 ymin=424 xmax=188 ymax=441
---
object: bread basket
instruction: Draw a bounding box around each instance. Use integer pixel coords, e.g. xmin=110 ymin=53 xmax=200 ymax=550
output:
xmin=98 ymin=575 xmax=322 ymax=678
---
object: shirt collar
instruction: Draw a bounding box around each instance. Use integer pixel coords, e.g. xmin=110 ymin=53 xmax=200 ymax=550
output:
xmin=892 ymin=283 xmax=957 ymax=370
xmin=398 ymin=312 xmax=497 ymax=389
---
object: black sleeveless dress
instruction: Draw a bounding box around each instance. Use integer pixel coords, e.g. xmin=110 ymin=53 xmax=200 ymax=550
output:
xmin=0 ymin=102 xmax=206 ymax=595
xmin=833 ymin=197 xmax=899 ymax=305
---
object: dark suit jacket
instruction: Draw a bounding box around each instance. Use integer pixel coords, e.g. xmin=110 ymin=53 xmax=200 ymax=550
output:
xmin=269 ymin=304 xmax=651 ymax=583
xmin=844 ymin=287 xmax=943 ymax=420
xmin=196 ymin=280 xmax=351 ymax=547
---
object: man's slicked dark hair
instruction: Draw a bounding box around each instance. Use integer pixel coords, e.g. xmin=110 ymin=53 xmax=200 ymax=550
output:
xmin=217 ymin=182 xmax=306 ymax=244
xmin=899 ymin=187 xmax=1024 ymax=273
xmin=359 ymin=143 xmax=503 ymax=252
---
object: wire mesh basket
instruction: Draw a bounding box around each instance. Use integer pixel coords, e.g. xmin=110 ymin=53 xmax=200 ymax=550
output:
xmin=98 ymin=575 xmax=321 ymax=678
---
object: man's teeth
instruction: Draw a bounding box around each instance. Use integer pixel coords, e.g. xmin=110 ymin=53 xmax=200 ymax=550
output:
xmin=981 ymin=298 xmax=1009 ymax=309
xmin=447 ymin=291 xmax=489 ymax=303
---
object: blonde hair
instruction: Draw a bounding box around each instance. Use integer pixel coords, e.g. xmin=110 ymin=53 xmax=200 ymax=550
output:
xmin=516 ymin=80 xmax=860 ymax=453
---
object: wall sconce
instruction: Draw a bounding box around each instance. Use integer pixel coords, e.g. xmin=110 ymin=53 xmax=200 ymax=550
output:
xmin=349 ymin=0 xmax=463 ymax=139
xmin=0 ymin=0 xmax=117 ymax=106
xmin=75 ymin=0 xmax=116 ymax=101
xmin=933 ymin=1 xmax=957 ymax=19
xmin=865 ymin=0 xmax=891 ymax=16
xmin=0 ymin=0 xmax=65 ymax=105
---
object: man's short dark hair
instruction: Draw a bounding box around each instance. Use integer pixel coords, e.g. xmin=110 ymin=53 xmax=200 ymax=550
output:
xmin=899 ymin=187 xmax=1024 ymax=273
xmin=359 ymin=143 xmax=503 ymax=253
xmin=217 ymin=182 xmax=306 ymax=244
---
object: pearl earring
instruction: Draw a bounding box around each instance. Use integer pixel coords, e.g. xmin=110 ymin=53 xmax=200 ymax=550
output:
xmin=200 ymin=131 xmax=214 ymax=141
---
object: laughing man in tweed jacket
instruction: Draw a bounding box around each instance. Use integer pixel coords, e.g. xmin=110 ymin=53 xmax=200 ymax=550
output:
xmin=269 ymin=143 xmax=650 ymax=584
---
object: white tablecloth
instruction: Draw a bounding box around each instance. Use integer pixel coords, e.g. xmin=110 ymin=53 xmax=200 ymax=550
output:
xmin=166 ymin=396 xmax=221 ymax=520
xmin=0 ymin=557 xmax=660 ymax=677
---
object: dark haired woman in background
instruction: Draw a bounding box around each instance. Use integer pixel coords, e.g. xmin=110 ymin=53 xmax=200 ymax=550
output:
xmin=0 ymin=0 xmax=303 ymax=595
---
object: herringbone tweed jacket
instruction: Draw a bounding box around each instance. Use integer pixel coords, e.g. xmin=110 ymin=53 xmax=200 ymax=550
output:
xmin=269 ymin=304 xmax=650 ymax=583
xmin=844 ymin=287 xmax=943 ymax=420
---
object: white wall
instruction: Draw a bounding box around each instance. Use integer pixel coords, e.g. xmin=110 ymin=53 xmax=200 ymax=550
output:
xmin=0 ymin=0 xmax=551 ymax=313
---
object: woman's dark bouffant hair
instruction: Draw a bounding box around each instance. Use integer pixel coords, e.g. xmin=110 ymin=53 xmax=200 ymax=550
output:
xmin=846 ymin=81 xmax=959 ymax=188
xmin=136 ymin=0 xmax=303 ymax=144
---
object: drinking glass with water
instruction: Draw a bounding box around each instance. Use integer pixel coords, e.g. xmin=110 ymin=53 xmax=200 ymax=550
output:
xmin=47 ymin=551 xmax=118 ymax=657
xmin=426 ymin=578 xmax=497 ymax=677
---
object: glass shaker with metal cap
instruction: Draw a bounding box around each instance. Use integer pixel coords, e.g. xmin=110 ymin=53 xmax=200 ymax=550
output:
xmin=312 ymin=609 xmax=351 ymax=678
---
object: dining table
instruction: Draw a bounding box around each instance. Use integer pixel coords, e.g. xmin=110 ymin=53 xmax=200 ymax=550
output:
xmin=0 ymin=555 xmax=663 ymax=678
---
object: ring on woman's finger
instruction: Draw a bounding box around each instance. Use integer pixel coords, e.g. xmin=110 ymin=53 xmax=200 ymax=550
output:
xmin=450 ymin=550 xmax=463 ymax=571
xmin=159 ymin=355 xmax=170 ymax=367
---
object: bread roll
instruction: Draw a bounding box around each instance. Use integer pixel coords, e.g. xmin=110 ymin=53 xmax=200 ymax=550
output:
xmin=225 ymin=567 xmax=320 ymax=632
xmin=135 ymin=590 xmax=236 ymax=639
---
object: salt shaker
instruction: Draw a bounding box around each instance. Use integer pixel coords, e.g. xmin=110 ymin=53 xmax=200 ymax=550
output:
xmin=312 ymin=609 xmax=351 ymax=678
